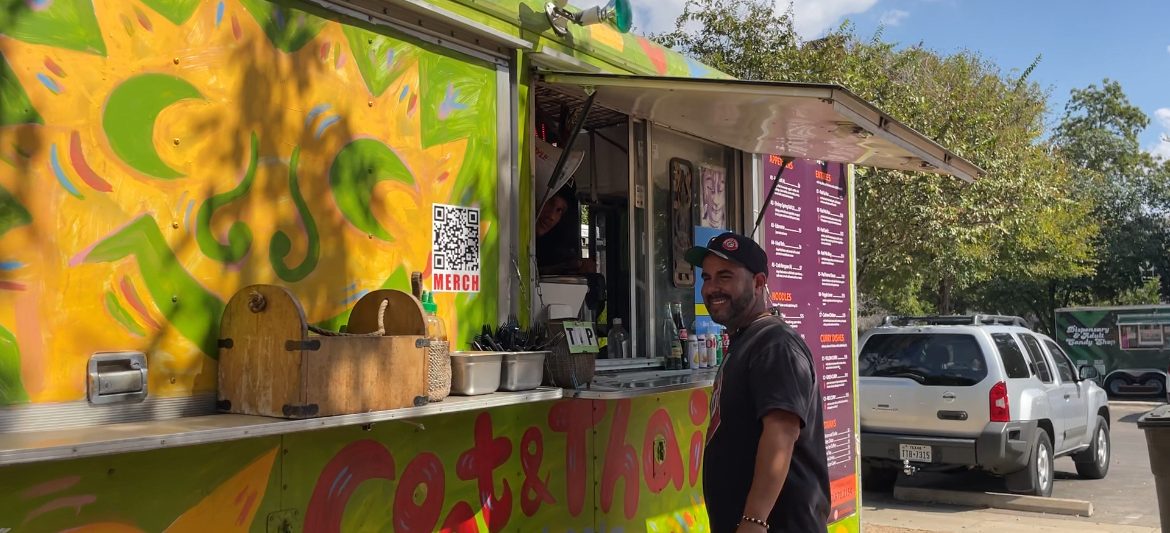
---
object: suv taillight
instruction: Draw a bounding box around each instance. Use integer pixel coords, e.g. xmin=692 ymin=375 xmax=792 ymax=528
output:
xmin=989 ymin=381 xmax=1010 ymax=422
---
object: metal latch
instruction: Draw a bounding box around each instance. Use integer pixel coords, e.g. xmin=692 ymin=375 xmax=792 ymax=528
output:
xmin=87 ymin=352 xmax=148 ymax=405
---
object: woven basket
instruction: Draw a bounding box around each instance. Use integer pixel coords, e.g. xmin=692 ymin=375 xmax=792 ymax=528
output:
xmin=542 ymin=334 xmax=595 ymax=389
xmin=427 ymin=340 xmax=451 ymax=401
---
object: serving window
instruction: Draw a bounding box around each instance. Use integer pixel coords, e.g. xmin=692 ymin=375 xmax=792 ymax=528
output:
xmin=530 ymin=71 xmax=982 ymax=366
xmin=1118 ymin=322 xmax=1170 ymax=349
xmin=531 ymin=84 xmax=743 ymax=363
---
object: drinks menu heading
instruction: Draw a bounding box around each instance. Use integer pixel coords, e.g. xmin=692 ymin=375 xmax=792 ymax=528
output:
xmin=761 ymin=156 xmax=857 ymax=522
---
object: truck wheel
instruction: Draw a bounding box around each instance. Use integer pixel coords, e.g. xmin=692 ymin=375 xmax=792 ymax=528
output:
xmin=1074 ymin=415 xmax=1110 ymax=479
xmin=861 ymin=462 xmax=899 ymax=492
xmin=1140 ymin=374 xmax=1166 ymax=397
xmin=1105 ymin=374 xmax=1129 ymax=397
xmin=1007 ymin=431 xmax=1054 ymax=497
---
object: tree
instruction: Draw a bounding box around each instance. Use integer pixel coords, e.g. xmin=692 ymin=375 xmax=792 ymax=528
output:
xmin=655 ymin=0 xmax=800 ymax=82
xmin=1115 ymin=275 xmax=1163 ymax=306
xmin=655 ymin=0 xmax=1096 ymax=321
xmin=1055 ymin=80 xmax=1149 ymax=178
xmin=1053 ymin=80 xmax=1170 ymax=304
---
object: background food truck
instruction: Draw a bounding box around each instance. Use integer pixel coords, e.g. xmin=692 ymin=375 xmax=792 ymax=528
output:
xmin=0 ymin=0 xmax=978 ymax=531
xmin=1055 ymin=305 xmax=1170 ymax=401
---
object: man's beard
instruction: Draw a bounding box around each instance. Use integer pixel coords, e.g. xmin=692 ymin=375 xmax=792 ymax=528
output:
xmin=709 ymin=286 xmax=756 ymax=327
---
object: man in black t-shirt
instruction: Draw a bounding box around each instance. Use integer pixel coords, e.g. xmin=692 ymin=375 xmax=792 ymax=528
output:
xmin=686 ymin=232 xmax=830 ymax=533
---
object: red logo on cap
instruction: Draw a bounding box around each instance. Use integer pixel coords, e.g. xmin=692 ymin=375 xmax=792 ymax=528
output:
xmin=722 ymin=238 xmax=739 ymax=251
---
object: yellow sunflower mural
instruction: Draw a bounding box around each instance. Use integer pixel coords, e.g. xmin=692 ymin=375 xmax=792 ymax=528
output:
xmin=0 ymin=0 xmax=499 ymax=404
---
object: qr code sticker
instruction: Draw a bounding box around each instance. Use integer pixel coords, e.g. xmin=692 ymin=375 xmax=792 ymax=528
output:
xmin=432 ymin=204 xmax=480 ymax=273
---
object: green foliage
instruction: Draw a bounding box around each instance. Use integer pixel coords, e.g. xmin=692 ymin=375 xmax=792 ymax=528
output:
xmin=1054 ymin=80 xmax=1149 ymax=176
xmin=1114 ymin=276 xmax=1163 ymax=307
xmin=655 ymin=0 xmax=800 ymax=81
xmin=1053 ymin=81 xmax=1170 ymax=304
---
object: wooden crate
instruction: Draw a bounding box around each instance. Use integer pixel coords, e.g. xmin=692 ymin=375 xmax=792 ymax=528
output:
xmin=217 ymin=285 xmax=428 ymax=419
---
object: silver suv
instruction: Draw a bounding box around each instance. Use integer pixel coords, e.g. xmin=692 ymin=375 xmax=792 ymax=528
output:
xmin=858 ymin=315 xmax=1111 ymax=497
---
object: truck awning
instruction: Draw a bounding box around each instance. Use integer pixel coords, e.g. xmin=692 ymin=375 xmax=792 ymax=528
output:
xmin=539 ymin=72 xmax=983 ymax=182
xmin=1116 ymin=314 xmax=1170 ymax=326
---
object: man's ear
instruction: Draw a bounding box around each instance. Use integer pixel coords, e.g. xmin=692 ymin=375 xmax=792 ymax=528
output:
xmin=754 ymin=272 xmax=768 ymax=290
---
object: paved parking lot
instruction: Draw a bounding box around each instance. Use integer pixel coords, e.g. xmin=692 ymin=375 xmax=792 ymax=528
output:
xmin=862 ymin=494 xmax=1161 ymax=532
xmin=866 ymin=402 xmax=1162 ymax=528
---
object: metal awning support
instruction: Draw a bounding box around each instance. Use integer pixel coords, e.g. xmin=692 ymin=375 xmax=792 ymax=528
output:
xmin=539 ymin=73 xmax=983 ymax=182
xmin=751 ymin=156 xmax=795 ymax=238
xmin=540 ymin=89 xmax=597 ymax=209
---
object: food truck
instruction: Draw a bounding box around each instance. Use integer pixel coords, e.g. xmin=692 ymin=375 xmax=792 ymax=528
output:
xmin=0 ymin=0 xmax=980 ymax=531
xmin=1056 ymin=305 xmax=1170 ymax=400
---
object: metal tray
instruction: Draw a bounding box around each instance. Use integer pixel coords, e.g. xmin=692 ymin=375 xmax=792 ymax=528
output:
xmin=500 ymin=351 xmax=547 ymax=391
xmin=450 ymin=352 xmax=504 ymax=396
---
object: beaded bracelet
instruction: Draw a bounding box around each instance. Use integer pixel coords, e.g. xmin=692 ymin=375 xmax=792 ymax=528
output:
xmin=740 ymin=515 xmax=770 ymax=529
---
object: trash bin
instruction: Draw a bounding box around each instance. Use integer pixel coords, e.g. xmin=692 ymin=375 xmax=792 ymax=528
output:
xmin=1138 ymin=404 xmax=1170 ymax=531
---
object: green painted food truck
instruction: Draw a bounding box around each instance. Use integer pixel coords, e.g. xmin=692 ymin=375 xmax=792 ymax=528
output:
xmin=0 ymin=0 xmax=978 ymax=531
xmin=1056 ymin=305 xmax=1170 ymax=401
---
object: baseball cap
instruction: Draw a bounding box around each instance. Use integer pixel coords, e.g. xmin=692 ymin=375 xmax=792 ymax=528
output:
xmin=685 ymin=232 xmax=768 ymax=275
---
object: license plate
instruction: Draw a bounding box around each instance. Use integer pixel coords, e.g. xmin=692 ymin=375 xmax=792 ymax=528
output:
xmin=899 ymin=444 xmax=932 ymax=463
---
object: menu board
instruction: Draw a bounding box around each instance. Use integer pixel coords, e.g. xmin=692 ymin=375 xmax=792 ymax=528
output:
xmin=760 ymin=156 xmax=857 ymax=522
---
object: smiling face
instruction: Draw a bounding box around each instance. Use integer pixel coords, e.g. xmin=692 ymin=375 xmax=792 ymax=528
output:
xmin=700 ymin=253 xmax=767 ymax=330
xmin=536 ymin=195 xmax=568 ymax=237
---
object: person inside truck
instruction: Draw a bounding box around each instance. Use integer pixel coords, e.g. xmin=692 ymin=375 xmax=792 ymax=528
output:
xmin=533 ymin=138 xmax=606 ymax=323
xmin=536 ymin=183 xmax=595 ymax=276
xmin=534 ymin=137 xmax=593 ymax=276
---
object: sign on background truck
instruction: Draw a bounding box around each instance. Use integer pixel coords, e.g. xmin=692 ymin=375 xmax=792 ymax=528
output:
xmin=1055 ymin=305 xmax=1170 ymax=400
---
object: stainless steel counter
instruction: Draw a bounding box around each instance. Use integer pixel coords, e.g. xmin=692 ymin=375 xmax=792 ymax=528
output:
xmin=0 ymin=367 xmax=719 ymax=466
xmin=0 ymin=387 xmax=563 ymax=466
xmin=594 ymin=357 xmax=664 ymax=372
xmin=568 ymin=368 xmax=717 ymax=399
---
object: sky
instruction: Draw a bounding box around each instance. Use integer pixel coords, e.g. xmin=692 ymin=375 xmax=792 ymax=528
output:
xmin=632 ymin=0 xmax=1170 ymax=158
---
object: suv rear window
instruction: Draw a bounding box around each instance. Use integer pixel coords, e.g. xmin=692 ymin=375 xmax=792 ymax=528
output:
xmin=859 ymin=334 xmax=988 ymax=386
xmin=991 ymin=333 xmax=1031 ymax=378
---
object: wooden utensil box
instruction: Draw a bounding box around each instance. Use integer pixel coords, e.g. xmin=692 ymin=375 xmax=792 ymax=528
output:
xmin=217 ymin=285 xmax=428 ymax=419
